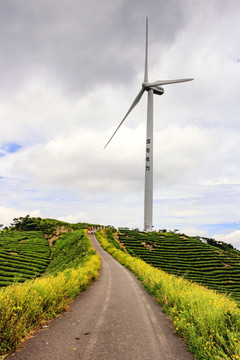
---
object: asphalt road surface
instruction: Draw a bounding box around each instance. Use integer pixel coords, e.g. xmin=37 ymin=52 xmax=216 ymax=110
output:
xmin=7 ymin=234 xmax=195 ymax=360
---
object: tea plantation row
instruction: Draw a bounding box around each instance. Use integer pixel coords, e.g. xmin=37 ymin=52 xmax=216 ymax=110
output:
xmin=118 ymin=230 xmax=240 ymax=304
xmin=0 ymin=216 xmax=103 ymax=287
xmin=0 ymin=231 xmax=50 ymax=286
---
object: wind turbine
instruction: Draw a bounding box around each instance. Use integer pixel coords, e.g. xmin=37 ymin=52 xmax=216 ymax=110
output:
xmin=104 ymin=18 xmax=193 ymax=232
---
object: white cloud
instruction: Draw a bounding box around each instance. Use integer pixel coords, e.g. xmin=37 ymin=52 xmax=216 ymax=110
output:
xmin=214 ymin=231 xmax=240 ymax=250
xmin=180 ymin=228 xmax=208 ymax=238
xmin=58 ymin=212 xmax=92 ymax=224
xmin=0 ymin=207 xmax=42 ymax=227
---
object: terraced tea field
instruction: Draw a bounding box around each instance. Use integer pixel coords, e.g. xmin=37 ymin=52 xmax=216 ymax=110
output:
xmin=118 ymin=230 xmax=240 ymax=304
xmin=0 ymin=231 xmax=50 ymax=287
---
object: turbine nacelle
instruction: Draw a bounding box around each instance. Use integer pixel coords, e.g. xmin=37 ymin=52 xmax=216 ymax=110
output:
xmin=142 ymin=81 xmax=164 ymax=95
xmin=150 ymin=86 xmax=164 ymax=96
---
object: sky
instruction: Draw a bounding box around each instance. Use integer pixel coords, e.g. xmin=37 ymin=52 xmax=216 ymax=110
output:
xmin=1 ymin=0 xmax=240 ymax=248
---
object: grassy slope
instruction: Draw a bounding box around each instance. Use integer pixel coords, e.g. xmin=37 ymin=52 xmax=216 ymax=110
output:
xmin=0 ymin=229 xmax=100 ymax=356
xmin=45 ymin=230 xmax=95 ymax=275
xmin=0 ymin=216 xmax=102 ymax=287
xmin=96 ymin=228 xmax=240 ymax=360
xmin=118 ymin=230 xmax=240 ymax=305
xmin=0 ymin=231 xmax=50 ymax=287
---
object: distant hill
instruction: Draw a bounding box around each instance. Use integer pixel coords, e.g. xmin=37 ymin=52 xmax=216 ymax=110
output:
xmin=117 ymin=230 xmax=240 ymax=305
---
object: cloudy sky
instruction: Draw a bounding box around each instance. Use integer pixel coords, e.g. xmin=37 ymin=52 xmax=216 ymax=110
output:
xmin=1 ymin=0 xmax=240 ymax=248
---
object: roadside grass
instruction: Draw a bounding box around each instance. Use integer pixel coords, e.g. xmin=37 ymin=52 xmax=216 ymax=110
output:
xmin=0 ymin=230 xmax=101 ymax=356
xmin=96 ymin=229 xmax=240 ymax=360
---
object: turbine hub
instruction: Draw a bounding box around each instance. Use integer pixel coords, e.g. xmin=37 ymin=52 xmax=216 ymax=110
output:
xmin=142 ymin=81 xmax=149 ymax=89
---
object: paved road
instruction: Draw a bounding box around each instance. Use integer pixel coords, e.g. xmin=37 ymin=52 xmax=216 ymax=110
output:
xmin=7 ymin=234 xmax=195 ymax=360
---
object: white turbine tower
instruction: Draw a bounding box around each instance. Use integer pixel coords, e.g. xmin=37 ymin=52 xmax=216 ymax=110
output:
xmin=104 ymin=18 xmax=193 ymax=232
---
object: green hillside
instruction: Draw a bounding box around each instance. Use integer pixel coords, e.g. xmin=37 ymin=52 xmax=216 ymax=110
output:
xmin=117 ymin=229 xmax=240 ymax=304
xmin=0 ymin=231 xmax=50 ymax=287
xmin=0 ymin=215 xmax=101 ymax=288
xmin=0 ymin=221 xmax=100 ymax=356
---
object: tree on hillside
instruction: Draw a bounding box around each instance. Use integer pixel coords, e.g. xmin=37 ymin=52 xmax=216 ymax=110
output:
xmin=11 ymin=215 xmax=40 ymax=231
xmin=10 ymin=215 xmax=55 ymax=234
xmin=199 ymin=236 xmax=235 ymax=252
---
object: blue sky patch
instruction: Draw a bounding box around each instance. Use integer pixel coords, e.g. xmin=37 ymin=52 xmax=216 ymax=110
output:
xmin=1 ymin=143 xmax=22 ymax=155
xmin=200 ymin=222 xmax=240 ymax=236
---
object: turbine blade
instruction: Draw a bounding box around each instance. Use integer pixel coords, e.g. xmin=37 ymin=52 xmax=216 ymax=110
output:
xmin=144 ymin=17 xmax=148 ymax=82
xmin=104 ymin=88 xmax=145 ymax=149
xmin=147 ymin=78 xmax=193 ymax=87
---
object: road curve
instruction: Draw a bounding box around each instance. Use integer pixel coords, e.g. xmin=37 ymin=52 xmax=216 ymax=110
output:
xmin=7 ymin=234 xmax=195 ymax=360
